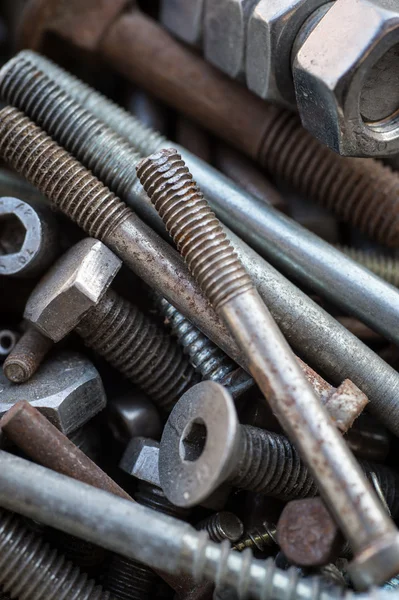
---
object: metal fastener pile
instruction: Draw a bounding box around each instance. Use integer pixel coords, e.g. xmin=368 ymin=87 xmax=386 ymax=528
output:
xmin=0 ymin=1 xmax=399 ymax=598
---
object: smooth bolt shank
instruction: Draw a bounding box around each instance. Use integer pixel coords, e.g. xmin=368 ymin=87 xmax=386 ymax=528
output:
xmin=5 ymin=56 xmax=399 ymax=437
xmin=136 ymin=149 xmax=399 ymax=590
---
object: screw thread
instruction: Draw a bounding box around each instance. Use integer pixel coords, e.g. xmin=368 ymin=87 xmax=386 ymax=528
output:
xmin=231 ymin=426 xmax=318 ymax=500
xmin=3 ymin=326 xmax=53 ymax=383
xmin=258 ymin=107 xmax=399 ymax=247
xmin=44 ymin=528 xmax=105 ymax=577
xmin=137 ymin=149 xmax=253 ymax=309
xmin=0 ymin=508 xmax=111 ymax=600
xmin=0 ymin=55 xmax=144 ymax=204
xmin=76 ymin=289 xmax=198 ymax=411
xmin=155 ymin=295 xmax=237 ymax=381
xmin=104 ymin=554 xmax=159 ymax=600
xmin=0 ymin=106 xmax=131 ymax=241
xmin=14 ymin=51 xmax=167 ymax=158
xmin=336 ymin=245 xmax=399 ymax=287
xmin=233 ymin=522 xmax=277 ymax=552
xmin=134 ymin=482 xmax=190 ymax=521
xmin=196 ymin=512 xmax=244 ymax=544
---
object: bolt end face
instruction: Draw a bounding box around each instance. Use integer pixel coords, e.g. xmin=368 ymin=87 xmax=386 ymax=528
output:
xmin=159 ymin=381 xmax=239 ymax=507
xmin=348 ymin=533 xmax=399 ymax=590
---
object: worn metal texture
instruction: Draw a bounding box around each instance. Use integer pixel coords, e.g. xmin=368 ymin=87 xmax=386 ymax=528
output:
xmin=0 ymin=401 xmax=132 ymax=501
xmin=0 ymin=351 xmax=106 ymax=435
xmin=277 ymin=497 xmax=344 ymax=567
xmin=294 ymin=0 xmax=399 ymax=157
xmin=3 ymin=326 xmax=53 ymax=383
xmin=0 ymin=196 xmax=59 ymax=277
xmin=160 ymin=0 xmax=205 ymax=46
xmin=196 ymin=512 xmax=244 ymax=543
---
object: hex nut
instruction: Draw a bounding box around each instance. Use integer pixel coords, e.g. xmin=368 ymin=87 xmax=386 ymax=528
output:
xmin=25 ymin=238 xmax=122 ymax=342
xmin=120 ymin=437 xmax=162 ymax=487
xmin=203 ymin=0 xmax=259 ymax=79
xmin=160 ymin=0 xmax=205 ymax=46
xmin=246 ymin=0 xmax=327 ymax=105
xmin=0 ymin=197 xmax=59 ymax=277
xmin=0 ymin=351 xmax=106 ymax=434
xmin=293 ymin=0 xmax=399 ymax=157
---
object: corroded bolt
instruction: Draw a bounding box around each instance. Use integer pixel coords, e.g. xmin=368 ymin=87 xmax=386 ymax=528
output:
xmin=196 ymin=512 xmax=244 ymax=544
xmin=25 ymin=238 xmax=198 ymax=412
xmin=138 ymin=149 xmax=399 ymax=589
xmin=233 ymin=522 xmax=277 ymax=552
xmin=3 ymin=325 xmax=53 ymax=383
xmin=0 ymin=508 xmax=112 ymax=600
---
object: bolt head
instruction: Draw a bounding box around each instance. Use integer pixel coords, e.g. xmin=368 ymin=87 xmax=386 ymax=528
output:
xmin=159 ymin=381 xmax=240 ymax=507
xmin=294 ymin=0 xmax=399 ymax=157
xmin=25 ymin=238 xmax=121 ymax=342
xmin=120 ymin=437 xmax=161 ymax=487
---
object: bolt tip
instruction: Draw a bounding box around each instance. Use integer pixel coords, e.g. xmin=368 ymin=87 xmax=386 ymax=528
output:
xmin=3 ymin=361 xmax=30 ymax=383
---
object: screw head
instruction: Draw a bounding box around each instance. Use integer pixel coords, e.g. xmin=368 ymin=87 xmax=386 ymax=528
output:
xmin=159 ymin=381 xmax=240 ymax=507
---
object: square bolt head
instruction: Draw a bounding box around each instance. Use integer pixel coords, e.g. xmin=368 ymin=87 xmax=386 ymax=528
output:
xmin=160 ymin=0 xmax=205 ymax=46
xmin=246 ymin=0 xmax=327 ymax=106
xmin=294 ymin=0 xmax=399 ymax=157
xmin=203 ymin=0 xmax=259 ymax=80
xmin=0 ymin=351 xmax=106 ymax=435
xmin=25 ymin=238 xmax=122 ymax=342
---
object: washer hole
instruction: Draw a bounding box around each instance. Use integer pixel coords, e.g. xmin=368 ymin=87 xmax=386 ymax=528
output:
xmin=180 ymin=418 xmax=207 ymax=462
xmin=0 ymin=214 xmax=26 ymax=255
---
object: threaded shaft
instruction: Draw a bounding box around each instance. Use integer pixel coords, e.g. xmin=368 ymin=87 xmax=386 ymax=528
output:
xmin=155 ymin=295 xmax=237 ymax=380
xmin=336 ymin=245 xmax=399 ymax=287
xmin=0 ymin=508 xmax=111 ymax=599
xmin=44 ymin=528 xmax=105 ymax=577
xmin=231 ymin=426 xmax=318 ymax=499
xmin=13 ymin=51 xmax=167 ymax=158
xmin=0 ymin=106 xmax=131 ymax=241
xmin=104 ymin=554 xmax=159 ymax=600
xmin=137 ymin=149 xmax=253 ymax=309
xmin=0 ymin=55 xmax=144 ymax=204
xmin=3 ymin=326 xmax=53 ymax=383
xmin=258 ymin=107 xmax=399 ymax=247
xmin=233 ymin=522 xmax=277 ymax=552
xmin=196 ymin=512 xmax=244 ymax=544
xmin=76 ymin=289 xmax=198 ymax=411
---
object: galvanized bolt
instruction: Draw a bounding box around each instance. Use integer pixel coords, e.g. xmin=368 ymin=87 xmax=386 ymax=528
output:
xmin=3 ymin=325 xmax=53 ymax=383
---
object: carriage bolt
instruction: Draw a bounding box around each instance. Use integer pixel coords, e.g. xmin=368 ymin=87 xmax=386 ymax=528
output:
xmin=0 ymin=450 xmax=369 ymax=600
xmin=11 ymin=54 xmax=399 ymax=406
xmin=196 ymin=513 xmax=244 ymax=544
xmin=0 ymin=507 xmax=112 ymax=600
xmin=25 ymin=239 xmax=199 ymax=412
xmin=137 ymin=149 xmax=399 ymax=589
xmin=0 ymin=195 xmax=59 ymax=277
xmin=3 ymin=325 xmax=53 ymax=382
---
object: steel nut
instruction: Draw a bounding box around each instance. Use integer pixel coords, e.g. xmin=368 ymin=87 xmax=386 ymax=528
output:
xmin=293 ymin=0 xmax=399 ymax=157
xmin=0 ymin=351 xmax=106 ymax=434
xmin=120 ymin=437 xmax=161 ymax=487
xmin=25 ymin=238 xmax=121 ymax=342
xmin=160 ymin=0 xmax=205 ymax=46
xmin=246 ymin=0 xmax=327 ymax=105
xmin=203 ymin=0 xmax=259 ymax=79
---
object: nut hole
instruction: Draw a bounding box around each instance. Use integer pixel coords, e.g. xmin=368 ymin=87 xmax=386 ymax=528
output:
xmin=180 ymin=418 xmax=207 ymax=462
xmin=0 ymin=213 xmax=26 ymax=255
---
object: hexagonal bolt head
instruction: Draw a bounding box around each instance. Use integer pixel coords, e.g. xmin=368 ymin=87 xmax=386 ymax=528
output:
xmin=246 ymin=0 xmax=327 ymax=106
xmin=293 ymin=0 xmax=399 ymax=157
xmin=0 ymin=196 xmax=59 ymax=277
xmin=25 ymin=238 xmax=122 ymax=342
xmin=120 ymin=437 xmax=162 ymax=488
xmin=160 ymin=0 xmax=205 ymax=46
xmin=277 ymin=497 xmax=344 ymax=567
xmin=0 ymin=351 xmax=106 ymax=434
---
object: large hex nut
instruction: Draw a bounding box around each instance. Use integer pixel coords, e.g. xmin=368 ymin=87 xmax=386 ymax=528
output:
xmin=203 ymin=0 xmax=259 ymax=79
xmin=25 ymin=238 xmax=121 ymax=342
xmin=0 ymin=351 xmax=106 ymax=434
xmin=294 ymin=0 xmax=399 ymax=157
xmin=160 ymin=0 xmax=205 ymax=46
xmin=246 ymin=0 xmax=327 ymax=106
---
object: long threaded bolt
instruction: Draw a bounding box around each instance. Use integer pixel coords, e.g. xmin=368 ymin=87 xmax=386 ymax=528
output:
xmin=137 ymin=149 xmax=399 ymax=588
xmin=196 ymin=512 xmax=244 ymax=544
xmin=233 ymin=522 xmax=277 ymax=552
xmin=75 ymin=289 xmax=198 ymax=412
xmin=0 ymin=508 xmax=112 ymax=600
xmin=336 ymin=246 xmax=399 ymax=288
xmin=3 ymin=326 xmax=53 ymax=383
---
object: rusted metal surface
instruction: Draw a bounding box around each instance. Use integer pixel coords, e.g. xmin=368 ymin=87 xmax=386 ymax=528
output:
xmin=277 ymin=497 xmax=344 ymax=567
xmin=0 ymin=400 xmax=132 ymax=501
xmin=3 ymin=326 xmax=53 ymax=383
